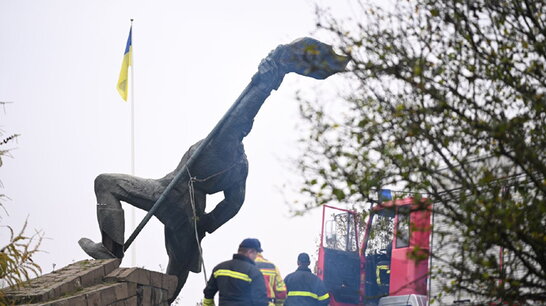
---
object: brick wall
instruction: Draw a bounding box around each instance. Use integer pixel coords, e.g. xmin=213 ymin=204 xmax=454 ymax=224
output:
xmin=3 ymin=259 xmax=178 ymax=306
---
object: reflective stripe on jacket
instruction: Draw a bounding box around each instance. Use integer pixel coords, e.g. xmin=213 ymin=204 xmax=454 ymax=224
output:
xmin=376 ymin=264 xmax=390 ymax=285
xmin=284 ymin=266 xmax=330 ymax=306
xmin=203 ymin=254 xmax=269 ymax=306
xmin=255 ymin=253 xmax=287 ymax=305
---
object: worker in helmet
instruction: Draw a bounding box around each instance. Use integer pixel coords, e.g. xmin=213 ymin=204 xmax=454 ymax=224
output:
xmin=202 ymin=238 xmax=269 ymax=306
xmin=255 ymin=252 xmax=287 ymax=305
xmin=284 ymin=253 xmax=330 ymax=305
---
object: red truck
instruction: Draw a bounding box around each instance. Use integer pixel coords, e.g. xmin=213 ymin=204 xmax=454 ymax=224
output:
xmin=317 ymin=197 xmax=434 ymax=306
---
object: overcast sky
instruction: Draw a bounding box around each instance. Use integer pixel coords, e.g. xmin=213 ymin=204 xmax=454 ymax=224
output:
xmin=0 ymin=0 xmax=357 ymax=304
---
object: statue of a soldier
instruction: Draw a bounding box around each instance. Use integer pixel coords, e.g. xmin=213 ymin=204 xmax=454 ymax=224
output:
xmin=79 ymin=37 xmax=348 ymax=302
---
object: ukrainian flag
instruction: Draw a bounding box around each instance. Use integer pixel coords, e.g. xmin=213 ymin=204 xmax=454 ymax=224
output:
xmin=116 ymin=26 xmax=132 ymax=101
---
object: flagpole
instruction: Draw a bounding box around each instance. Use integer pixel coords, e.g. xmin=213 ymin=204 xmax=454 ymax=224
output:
xmin=129 ymin=18 xmax=136 ymax=267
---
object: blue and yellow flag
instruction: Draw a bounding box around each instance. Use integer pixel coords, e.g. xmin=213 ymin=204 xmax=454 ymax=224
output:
xmin=116 ymin=26 xmax=132 ymax=101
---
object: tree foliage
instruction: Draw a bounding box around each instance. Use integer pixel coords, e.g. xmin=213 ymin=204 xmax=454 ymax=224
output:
xmin=296 ymin=0 xmax=545 ymax=303
xmin=0 ymin=118 xmax=42 ymax=304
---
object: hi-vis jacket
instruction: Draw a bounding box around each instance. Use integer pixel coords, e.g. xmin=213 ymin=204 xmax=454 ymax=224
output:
xmin=284 ymin=266 xmax=330 ymax=306
xmin=255 ymin=253 xmax=287 ymax=306
xmin=203 ymin=254 xmax=269 ymax=306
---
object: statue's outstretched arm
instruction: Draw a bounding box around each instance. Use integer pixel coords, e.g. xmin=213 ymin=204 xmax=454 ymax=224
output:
xmin=214 ymin=37 xmax=349 ymax=142
xmin=200 ymin=182 xmax=246 ymax=234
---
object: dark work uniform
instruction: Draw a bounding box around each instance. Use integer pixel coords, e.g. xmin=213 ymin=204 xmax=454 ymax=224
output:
xmin=284 ymin=266 xmax=330 ymax=306
xmin=203 ymin=254 xmax=269 ymax=306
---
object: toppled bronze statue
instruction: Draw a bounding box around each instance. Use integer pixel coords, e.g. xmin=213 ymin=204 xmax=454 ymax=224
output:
xmin=79 ymin=37 xmax=348 ymax=302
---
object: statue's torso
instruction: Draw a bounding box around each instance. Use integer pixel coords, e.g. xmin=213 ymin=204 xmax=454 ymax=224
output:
xmin=160 ymin=139 xmax=248 ymax=195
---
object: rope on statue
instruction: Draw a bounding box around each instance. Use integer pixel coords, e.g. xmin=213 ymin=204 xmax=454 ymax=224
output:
xmin=187 ymin=167 xmax=208 ymax=284
xmin=191 ymin=161 xmax=239 ymax=183
xmin=185 ymin=160 xmax=242 ymax=285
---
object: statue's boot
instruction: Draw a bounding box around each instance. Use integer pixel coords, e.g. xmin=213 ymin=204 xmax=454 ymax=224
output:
xmin=79 ymin=207 xmax=125 ymax=259
xmin=78 ymin=237 xmax=117 ymax=259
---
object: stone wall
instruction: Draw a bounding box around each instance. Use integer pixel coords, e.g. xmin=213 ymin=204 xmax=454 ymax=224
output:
xmin=3 ymin=259 xmax=178 ymax=306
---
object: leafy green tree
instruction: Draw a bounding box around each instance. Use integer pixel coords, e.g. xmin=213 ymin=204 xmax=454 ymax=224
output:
xmin=296 ymin=0 xmax=545 ymax=303
xmin=0 ymin=110 xmax=42 ymax=303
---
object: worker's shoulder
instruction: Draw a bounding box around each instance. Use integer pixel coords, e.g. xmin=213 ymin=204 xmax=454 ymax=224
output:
xmin=255 ymin=256 xmax=275 ymax=266
xmin=214 ymin=256 xmax=259 ymax=274
xmin=213 ymin=258 xmax=236 ymax=270
xmin=284 ymin=270 xmax=300 ymax=280
xmin=286 ymin=268 xmax=317 ymax=280
xmin=232 ymin=255 xmax=260 ymax=270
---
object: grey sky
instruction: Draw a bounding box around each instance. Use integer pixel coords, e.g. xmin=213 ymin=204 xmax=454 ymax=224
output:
xmin=0 ymin=0 xmax=354 ymax=303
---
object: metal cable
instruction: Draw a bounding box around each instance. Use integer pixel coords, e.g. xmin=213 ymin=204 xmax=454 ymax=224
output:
xmin=187 ymin=167 xmax=208 ymax=284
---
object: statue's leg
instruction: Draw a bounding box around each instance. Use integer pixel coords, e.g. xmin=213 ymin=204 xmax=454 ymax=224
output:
xmin=162 ymin=189 xmax=206 ymax=303
xmin=166 ymin=256 xmax=190 ymax=304
xmin=79 ymin=173 xmax=163 ymax=259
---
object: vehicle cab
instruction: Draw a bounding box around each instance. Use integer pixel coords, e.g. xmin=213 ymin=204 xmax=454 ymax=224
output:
xmin=317 ymin=197 xmax=432 ymax=306
xmin=362 ymin=197 xmax=431 ymax=305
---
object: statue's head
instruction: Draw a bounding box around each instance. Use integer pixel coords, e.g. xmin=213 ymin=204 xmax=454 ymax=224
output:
xmin=276 ymin=37 xmax=349 ymax=80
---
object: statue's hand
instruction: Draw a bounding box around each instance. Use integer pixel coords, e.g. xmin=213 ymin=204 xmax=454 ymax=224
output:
xmin=196 ymin=215 xmax=209 ymax=238
xmin=255 ymin=38 xmax=348 ymax=90
xmin=272 ymin=37 xmax=349 ymax=80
